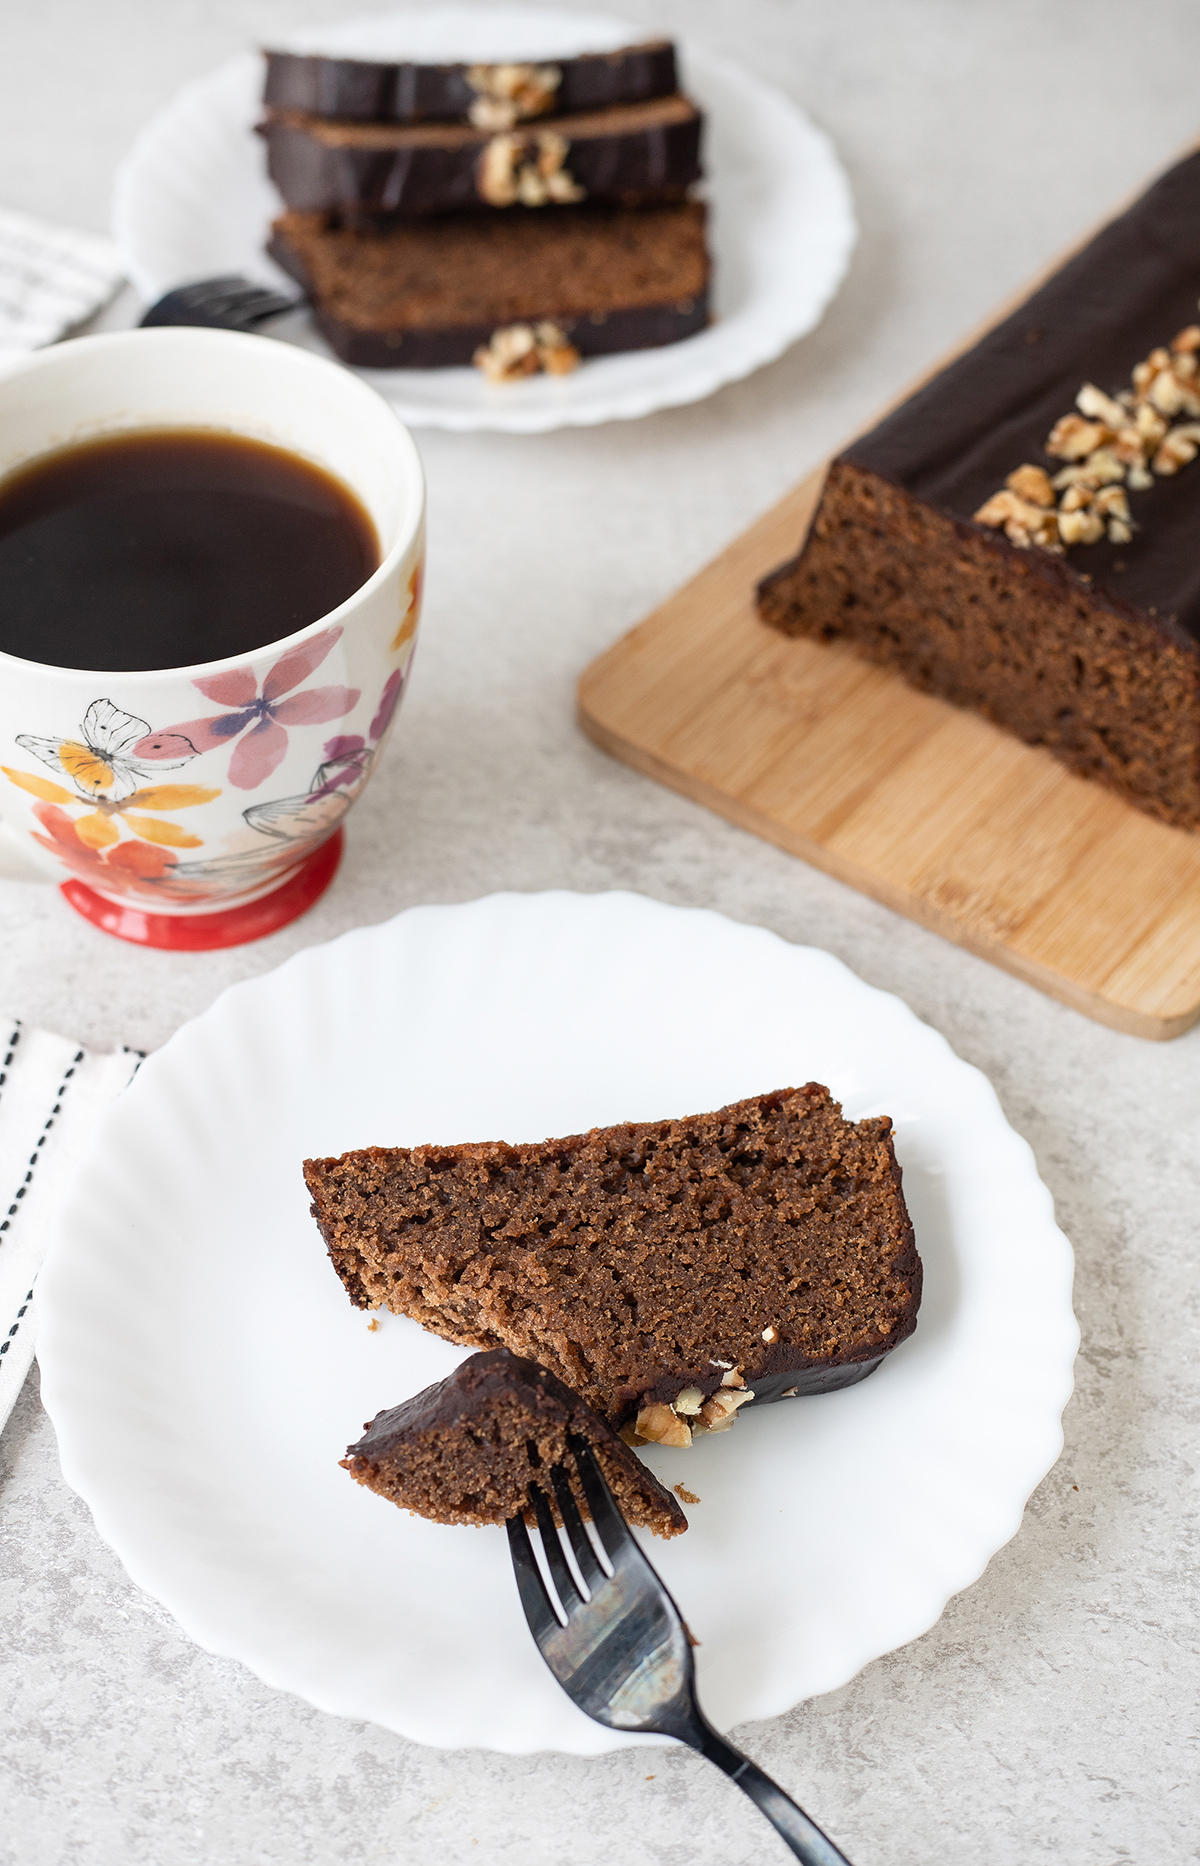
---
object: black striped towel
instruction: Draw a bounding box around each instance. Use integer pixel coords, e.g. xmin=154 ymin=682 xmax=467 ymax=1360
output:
xmin=0 ymin=1021 xmax=142 ymax=1435
xmin=0 ymin=205 xmax=123 ymax=357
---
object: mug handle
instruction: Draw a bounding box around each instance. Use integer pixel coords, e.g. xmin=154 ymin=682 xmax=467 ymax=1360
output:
xmin=0 ymin=821 xmax=55 ymax=884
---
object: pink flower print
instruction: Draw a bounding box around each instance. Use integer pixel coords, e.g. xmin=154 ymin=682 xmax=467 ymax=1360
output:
xmin=310 ymin=734 xmax=369 ymax=799
xmin=157 ymin=627 xmax=360 ymax=791
xmin=370 ymin=668 xmax=405 ymax=742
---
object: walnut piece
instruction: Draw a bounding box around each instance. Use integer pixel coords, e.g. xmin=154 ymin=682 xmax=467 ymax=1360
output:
xmin=477 ymin=128 xmax=584 ymax=208
xmin=1005 ymin=464 xmax=1055 ymax=506
xmin=761 ymin=1324 xmax=780 ymax=1344
xmin=1047 ymin=414 xmax=1110 ymax=460
xmin=634 ymin=1402 xmax=693 ymax=1449
xmin=1076 ymin=383 xmax=1127 ymax=428
xmin=672 ymin=1386 xmax=705 ymax=1415
xmin=466 ymin=62 xmax=561 ymax=131
xmin=719 ymin=1367 xmax=747 ymax=1388
xmin=697 ymin=1388 xmax=756 ymax=1434
xmin=1058 ymin=506 xmax=1105 ymax=547
xmin=473 ymin=320 xmax=581 ymax=382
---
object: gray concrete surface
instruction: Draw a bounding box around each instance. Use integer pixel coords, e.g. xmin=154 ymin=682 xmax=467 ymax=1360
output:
xmin=2 ymin=2 xmax=1199 ymax=1861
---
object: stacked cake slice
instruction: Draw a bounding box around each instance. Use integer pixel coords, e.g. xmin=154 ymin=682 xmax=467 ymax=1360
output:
xmin=261 ymin=38 xmax=710 ymax=373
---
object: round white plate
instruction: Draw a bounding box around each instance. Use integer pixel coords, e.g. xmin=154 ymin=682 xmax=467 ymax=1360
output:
xmin=37 ymin=892 xmax=1077 ymax=1754
xmin=111 ymin=8 xmax=856 ymax=433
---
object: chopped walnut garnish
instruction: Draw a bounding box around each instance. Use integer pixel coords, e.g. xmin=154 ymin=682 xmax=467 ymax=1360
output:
xmin=761 ymin=1324 xmax=779 ymax=1344
xmin=672 ymin=1386 xmax=705 ymax=1415
xmin=466 ymin=62 xmax=561 ymax=131
xmin=697 ymin=1388 xmax=756 ymax=1434
xmin=1153 ymin=424 xmax=1200 ymax=474
xmin=1006 ymin=464 xmax=1055 ymax=506
xmin=533 ymin=320 xmax=581 ymax=375
xmin=709 ymin=1358 xmax=734 ymax=1369
xmin=719 ymin=1367 xmax=747 ymax=1388
xmin=975 ymin=304 xmax=1200 ymax=555
xmin=973 ymin=489 xmax=1063 ymax=551
xmin=473 ymin=320 xmax=580 ymax=382
xmin=477 ymin=128 xmax=584 ymax=208
xmin=781 ymin=1386 xmax=799 ymax=1399
xmin=1058 ymin=506 xmax=1104 ymax=547
xmin=1047 ymin=414 xmax=1110 ymax=460
xmin=635 ymin=1402 xmax=693 ymax=1449
xmin=1076 ymin=383 xmax=1127 ymax=428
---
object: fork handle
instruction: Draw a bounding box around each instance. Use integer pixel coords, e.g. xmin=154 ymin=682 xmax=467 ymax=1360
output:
xmin=689 ymin=1721 xmax=854 ymax=1865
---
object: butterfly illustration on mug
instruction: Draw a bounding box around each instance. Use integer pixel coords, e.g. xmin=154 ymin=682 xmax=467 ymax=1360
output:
xmin=14 ymin=698 xmax=202 ymax=800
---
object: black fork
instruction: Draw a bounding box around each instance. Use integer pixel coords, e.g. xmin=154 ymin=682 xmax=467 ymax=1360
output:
xmin=140 ymin=275 xmax=301 ymax=332
xmin=507 ymin=1436 xmax=854 ymax=1865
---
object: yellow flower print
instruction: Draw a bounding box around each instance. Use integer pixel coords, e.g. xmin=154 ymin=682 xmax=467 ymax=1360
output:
xmin=390 ymin=560 xmax=424 ymax=653
xmin=2 ymin=768 xmax=219 ymax=849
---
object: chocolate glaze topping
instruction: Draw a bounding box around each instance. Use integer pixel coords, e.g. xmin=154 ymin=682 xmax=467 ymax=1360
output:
xmin=260 ymin=94 xmax=703 ymax=219
xmin=262 ymin=41 xmax=678 ymax=125
xmin=843 ymin=151 xmax=1200 ymax=647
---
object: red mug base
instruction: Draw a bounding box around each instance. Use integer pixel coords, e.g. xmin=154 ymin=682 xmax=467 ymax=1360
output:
xmin=58 ymin=829 xmax=344 ymax=951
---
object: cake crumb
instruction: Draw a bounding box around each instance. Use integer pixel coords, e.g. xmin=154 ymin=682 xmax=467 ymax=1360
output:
xmin=367 ymin=1317 xmax=378 ymax=1332
xmin=674 ymin=1483 xmax=701 ymax=1505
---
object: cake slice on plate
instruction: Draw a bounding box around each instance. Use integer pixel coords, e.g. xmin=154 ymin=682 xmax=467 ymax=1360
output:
xmin=757 ymin=149 xmax=1200 ymax=830
xmin=304 ymin=1085 xmax=921 ymax=1444
xmin=342 ymin=1347 xmax=688 ymax=1537
xmin=269 ymin=200 xmax=709 ymax=370
xmin=259 ymin=94 xmax=703 ymax=220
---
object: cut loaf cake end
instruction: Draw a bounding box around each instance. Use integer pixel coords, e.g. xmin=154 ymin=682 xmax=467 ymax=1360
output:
xmin=757 ymin=149 xmax=1200 ymax=830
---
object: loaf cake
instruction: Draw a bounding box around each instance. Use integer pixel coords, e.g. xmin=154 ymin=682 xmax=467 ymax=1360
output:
xmin=342 ymin=1348 xmax=687 ymax=1537
xmin=757 ymin=150 xmax=1200 ymax=830
xmin=263 ymin=41 xmax=679 ymax=128
xmin=304 ymin=1085 xmax=921 ymax=1444
xmin=260 ymin=94 xmax=702 ymax=220
xmin=269 ymin=201 xmax=709 ymax=369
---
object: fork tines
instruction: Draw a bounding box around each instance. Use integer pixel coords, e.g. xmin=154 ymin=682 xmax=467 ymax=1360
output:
xmin=507 ymin=1437 xmax=612 ymax=1630
xmin=140 ymin=275 xmax=301 ymax=332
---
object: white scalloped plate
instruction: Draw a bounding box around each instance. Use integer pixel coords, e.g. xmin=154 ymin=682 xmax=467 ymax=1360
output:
xmin=111 ymin=8 xmax=856 ymax=432
xmin=37 ymin=892 xmax=1077 ymax=1754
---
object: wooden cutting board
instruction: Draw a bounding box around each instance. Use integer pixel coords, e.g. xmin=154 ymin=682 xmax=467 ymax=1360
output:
xmin=578 ymin=465 xmax=1200 ymax=1042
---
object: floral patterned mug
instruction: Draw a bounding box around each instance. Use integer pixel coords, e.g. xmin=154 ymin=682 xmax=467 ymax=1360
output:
xmin=0 ymin=327 xmax=425 ymax=947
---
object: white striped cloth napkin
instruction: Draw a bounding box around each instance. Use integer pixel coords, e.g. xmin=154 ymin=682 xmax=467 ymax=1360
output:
xmin=0 ymin=205 xmax=123 ymax=361
xmin=0 ymin=1021 xmax=142 ymax=1436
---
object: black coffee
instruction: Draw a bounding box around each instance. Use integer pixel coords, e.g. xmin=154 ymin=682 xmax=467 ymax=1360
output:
xmin=0 ymin=428 xmax=380 ymax=671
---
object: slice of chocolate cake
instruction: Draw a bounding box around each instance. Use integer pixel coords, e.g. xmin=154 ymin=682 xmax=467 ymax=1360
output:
xmin=342 ymin=1348 xmax=687 ymax=1537
xmin=304 ymin=1086 xmax=921 ymax=1441
xmin=757 ymin=151 xmax=1200 ymax=830
xmin=260 ymin=94 xmax=703 ymax=219
xmin=269 ymin=201 xmax=709 ymax=368
xmin=262 ymin=42 xmax=679 ymax=128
